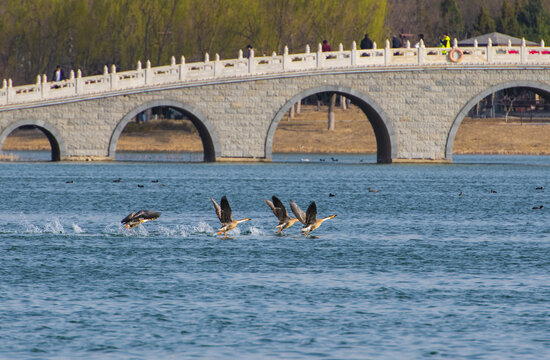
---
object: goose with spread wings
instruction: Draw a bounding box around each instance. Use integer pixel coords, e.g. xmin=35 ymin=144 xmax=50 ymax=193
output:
xmin=211 ymin=196 xmax=251 ymax=237
xmin=121 ymin=210 xmax=161 ymax=228
xmin=290 ymin=200 xmax=336 ymax=236
xmin=265 ymin=195 xmax=298 ymax=233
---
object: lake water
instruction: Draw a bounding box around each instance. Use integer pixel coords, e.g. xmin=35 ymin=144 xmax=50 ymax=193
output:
xmin=1 ymin=155 xmax=549 ymax=359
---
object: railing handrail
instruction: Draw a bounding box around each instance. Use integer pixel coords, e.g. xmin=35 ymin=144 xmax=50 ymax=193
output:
xmin=1 ymin=38 xmax=549 ymax=106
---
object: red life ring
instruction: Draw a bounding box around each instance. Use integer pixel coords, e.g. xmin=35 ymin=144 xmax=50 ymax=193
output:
xmin=449 ymin=48 xmax=464 ymax=63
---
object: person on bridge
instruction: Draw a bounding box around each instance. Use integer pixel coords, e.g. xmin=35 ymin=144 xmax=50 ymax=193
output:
xmin=360 ymin=33 xmax=373 ymax=50
xmin=440 ymin=33 xmax=451 ymax=54
xmin=322 ymin=40 xmax=332 ymax=52
xmin=414 ymin=33 xmax=425 ymax=48
xmin=53 ymin=65 xmax=65 ymax=82
xmin=391 ymin=35 xmax=402 ymax=48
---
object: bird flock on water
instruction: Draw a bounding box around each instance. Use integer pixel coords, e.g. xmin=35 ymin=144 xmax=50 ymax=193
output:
xmin=113 ymin=180 xmax=545 ymax=236
xmin=121 ymin=195 xmax=336 ymax=237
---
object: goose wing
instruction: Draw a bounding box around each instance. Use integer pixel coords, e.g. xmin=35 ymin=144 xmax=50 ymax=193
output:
xmin=135 ymin=209 xmax=161 ymax=221
xmin=290 ymin=200 xmax=307 ymax=224
xmin=305 ymin=202 xmax=317 ymax=226
xmin=265 ymin=198 xmax=284 ymax=222
xmin=211 ymin=197 xmax=222 ymax=222
xmin=220 ymin=196 xmax=233 ymax=223
xmin=272 ymin=196 xmax=289 ymax=219
xmin=121 ymin=211 xmax=136 ymax=224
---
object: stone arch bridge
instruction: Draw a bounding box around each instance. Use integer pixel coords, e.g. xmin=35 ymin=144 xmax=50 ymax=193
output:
xmin=1 ymin=40 xmax=550 ymax=162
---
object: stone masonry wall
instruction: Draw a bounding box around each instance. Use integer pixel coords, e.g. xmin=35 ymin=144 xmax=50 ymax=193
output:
xmin=0 ymin=67 xmax=549 ymax=161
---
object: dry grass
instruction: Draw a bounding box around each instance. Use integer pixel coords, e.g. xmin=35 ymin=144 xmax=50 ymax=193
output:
xmin=3 ymin=107 xmax=550 ymax=155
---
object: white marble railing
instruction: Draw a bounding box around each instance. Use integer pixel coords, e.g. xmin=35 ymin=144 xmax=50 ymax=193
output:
xmin=1 ymin=38 xmax=550 ymax=106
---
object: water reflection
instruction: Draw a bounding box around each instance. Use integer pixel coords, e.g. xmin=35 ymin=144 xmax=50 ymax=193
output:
xmin=116 ymin=151 xmax=203 ymax=162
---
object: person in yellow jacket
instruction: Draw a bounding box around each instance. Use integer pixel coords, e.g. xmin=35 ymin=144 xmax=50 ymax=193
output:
xmin=440 ymin=34 xmax=451 ymax=55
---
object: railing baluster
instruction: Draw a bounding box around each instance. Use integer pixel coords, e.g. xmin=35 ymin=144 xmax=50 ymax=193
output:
xmin=2 ymin=39 xmax=550 ymax=107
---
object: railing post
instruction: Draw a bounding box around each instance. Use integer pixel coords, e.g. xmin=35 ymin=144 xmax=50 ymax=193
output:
xmin=521 ymin=38 xmax=527 ymax=64
xmin=418 ymin=39 xmax=425 ymax=65
xmin=351 ymin=41 xmax=357 ymax=66
xmin=179 ymin=56 xmax=186 ymax=81
xmin=145 ymin=60 xmax=152 ymax=84
xmin=41 ymin=75 xmax=48 ymax=99
xmin=0 ymin=79 xmax=7 ymax=105
xmin=214 ymin=53 xmax=222 ymax=77
xmin=76 ymin=69 xmax=83 ymax=94
xmin=283 ymin=46 xmax=289 ymax=70
xmin=136 ymin=60 xmax=143 ymax=85
xmin=317 ymin=43 xmax=323 ymax=68
xmin=37 ymin=75 xmax=43 ymax=98
xmin=7 ymin=79 xmax=13 ymax=103
xmin=247 ymin=48 xmax=255 ymax=73
xmin=103 ymin=65 xmax=109 ymax=91
xmin=110 ymin=64 xmax=117 ymax=90
xmin=384 ymin=39 xmax=391 ymax=65
xmin=487 ymin=38 xmax=493 ymax=64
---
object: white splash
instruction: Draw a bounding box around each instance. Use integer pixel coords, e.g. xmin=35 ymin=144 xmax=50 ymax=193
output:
xmin=72 ymin=223 xmax=84 ymax=234
xmin=19 ymin=214 xmax=41 ymax=233
xmin=176 ymin=224 xmax=190 ymax=237
xmin=44 ymin=218 xmax=65 ymax=234
xmin=156 ymin=224 xmax=186 ymax=237
xmin=103 ymin=222 xmax=121 ymax=234
xmin=193 ymin=221 xmax=214 ymax=234
xmin=248 ymin=226 xmax=264 ymax=236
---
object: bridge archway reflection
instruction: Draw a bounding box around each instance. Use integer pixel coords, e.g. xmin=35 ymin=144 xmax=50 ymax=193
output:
xmin=0 ymin=120 xmax=63 ymax=161
xmin=447 ymin=81 xmax=550 ymax=159
xmin=266 ymin=86 xmax=395 ymax=163
xmin=110 ymin=99 xmax=220 ymax=162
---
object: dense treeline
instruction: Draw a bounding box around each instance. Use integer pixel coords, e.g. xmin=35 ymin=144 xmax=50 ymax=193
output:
xmin=0 ymin=0 xmax=386 ymax=84
xmin=1 ymin=0 xmax=550 ymax=85
xmin=387 ymin=0 xmax=550 ymax=47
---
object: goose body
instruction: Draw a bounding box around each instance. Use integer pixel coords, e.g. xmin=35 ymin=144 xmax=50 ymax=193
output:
xmin=211 ymin=196 xmax=250 ymax=237
xmin=121 ymin=209 xmax=161 ymax=228
xmin=265 ymin=195 xmax=298 ymax=233
xmin=290 ymin=200 xmax=336 ymax=236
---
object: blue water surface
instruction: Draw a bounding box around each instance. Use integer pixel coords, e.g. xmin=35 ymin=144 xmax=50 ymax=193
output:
xmin=0 ymin=155 xmax=549 ymax=359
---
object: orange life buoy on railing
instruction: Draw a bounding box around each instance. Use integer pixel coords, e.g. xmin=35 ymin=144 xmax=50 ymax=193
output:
xmin=449 ymin=48 xmax=464 ymax=63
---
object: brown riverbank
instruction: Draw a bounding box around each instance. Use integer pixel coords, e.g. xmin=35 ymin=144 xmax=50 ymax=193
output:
xmin=3 ymin=105 xmax=550 ymax=155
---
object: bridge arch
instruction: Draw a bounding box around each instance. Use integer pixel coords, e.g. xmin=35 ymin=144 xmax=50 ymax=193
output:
xmin=0 ymin=119 xmax=64 ymax=161
xmin=109 ymin=99 xmax=220 ymax=162
xmin=446 ymin=81 xmax=550 ymax=160
xmin=266 ymin=85 xmax=396 ymax=163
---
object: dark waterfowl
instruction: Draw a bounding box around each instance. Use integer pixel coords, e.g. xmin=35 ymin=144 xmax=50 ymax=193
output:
xmin=368 ymin=187 xmax=379 ymax=193
xmin=211 ymin=196 xmax=250 ymax=237
xmin=265 ymin=195 xmax=298 ymax=234
xmin=121 ymin=210 xmax=161 ymax=228
xmin=532 ymin=205 xmax=544 ymax=210
xmin=290 ymin=200 xmax=336 ymax=236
